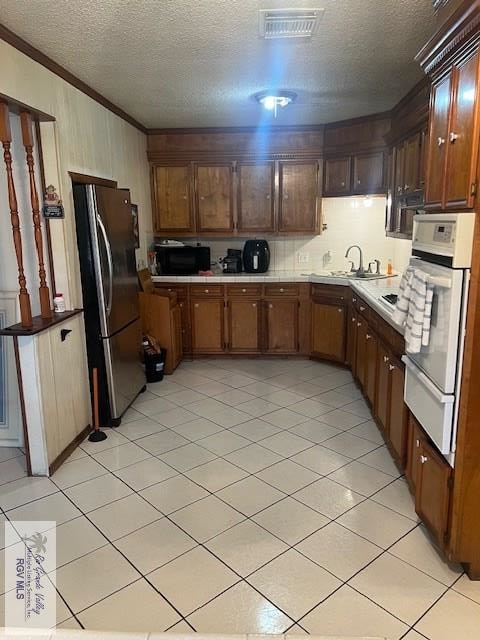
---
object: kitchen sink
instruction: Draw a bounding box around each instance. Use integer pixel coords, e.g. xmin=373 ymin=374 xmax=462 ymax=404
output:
xmin=302 ymin=271 xmax=393 ymax=280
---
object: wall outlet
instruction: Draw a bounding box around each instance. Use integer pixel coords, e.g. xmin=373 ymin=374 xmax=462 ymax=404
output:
xmin=297 ymin=252 xmax=310 ymax=264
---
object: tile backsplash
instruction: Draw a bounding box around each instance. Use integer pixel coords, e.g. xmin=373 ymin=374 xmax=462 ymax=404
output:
xmin=153 ymin=196 xmax=412 ymax=275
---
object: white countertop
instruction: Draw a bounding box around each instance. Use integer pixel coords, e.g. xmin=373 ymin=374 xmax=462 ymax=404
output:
xmin=152 ymin=271 xmax=403 ymax=334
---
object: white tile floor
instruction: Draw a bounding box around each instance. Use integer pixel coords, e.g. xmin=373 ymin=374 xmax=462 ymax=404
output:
xmin=1 ymin=357 xmax=480 ymax=638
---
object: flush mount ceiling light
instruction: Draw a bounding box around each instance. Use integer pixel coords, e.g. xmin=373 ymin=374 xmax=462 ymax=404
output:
xmin=254 ymin=90 xmax=297 ymax=118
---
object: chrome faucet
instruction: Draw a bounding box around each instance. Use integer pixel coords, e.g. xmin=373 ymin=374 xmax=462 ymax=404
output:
xmin=345 ymin=245 xmax=365 ymax=277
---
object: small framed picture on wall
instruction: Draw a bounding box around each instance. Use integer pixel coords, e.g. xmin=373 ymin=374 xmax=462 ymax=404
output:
xmin=131 ymin=203 xmax=140 ymax=249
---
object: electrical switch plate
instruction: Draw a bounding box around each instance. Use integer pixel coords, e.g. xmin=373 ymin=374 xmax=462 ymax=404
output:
xmin=297 ymin=252 xmax=310 ymax=264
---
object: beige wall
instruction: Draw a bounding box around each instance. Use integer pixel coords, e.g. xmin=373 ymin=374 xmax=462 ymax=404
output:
xmin=1 ymin=39 xmax=152 ymax=309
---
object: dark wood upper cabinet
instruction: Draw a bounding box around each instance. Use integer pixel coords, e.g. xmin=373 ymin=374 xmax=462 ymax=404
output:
xmin=311 ymin=301 xmax=346 ymax=362
xmin=415 ymin=437 xmax=453 ymax=548
xmin=425 ymin=75 xmax=452 ymax=208
xmin=237 ymin=162 xmax=275 ymax=233
xmin=278 ymin=161 xmax=319 ymax=233
xmin=195 ymin=163 xmax=234 ymax=232
xmin=353 ymin=152 xmax=385 ymax=195
xmin=445 ymin=53 xmax=480 ymax=209
xmin=153 ymin=165 xmax=194 ymax=233
xmin=404 ymin=133 xmax=421 ymax=193
xmin=324 ymin=157 xmax=351 ymax=196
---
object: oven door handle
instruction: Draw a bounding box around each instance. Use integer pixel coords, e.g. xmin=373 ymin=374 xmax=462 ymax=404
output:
xmin=402 ymin=356 xmax=453 ymax=403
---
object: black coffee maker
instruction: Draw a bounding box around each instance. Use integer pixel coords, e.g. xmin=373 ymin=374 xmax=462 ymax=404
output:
xmin=243 ymin=239 xmax=270 ymax=273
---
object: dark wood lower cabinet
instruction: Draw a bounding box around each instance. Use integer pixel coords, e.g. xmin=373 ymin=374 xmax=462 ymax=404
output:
xmin=265 ymin=299 xmax=299 ymax=353
xmin=346 ymin=306 xmax=357 ymax=368
xmin=191 ymin=298 xmax=225 ymax=353
xmin=415 ymin=437 xmax=453 ymax=549
xmin=227 ymin=299 xmax=261 ymax=352
xmin=355 ymin=319 xmax=367 ymax=387
xmin=364 ymin=329 xmax=378 ymax=406
xmin=311 ymin=301 xmax=346 ymax=362
xmin=406 ymin=414 xmax=423 ymax=492
xmin=388 ymin=357 xmax=408 ymax=465
xmin=375 ymin=341 xmax=390 ymax=434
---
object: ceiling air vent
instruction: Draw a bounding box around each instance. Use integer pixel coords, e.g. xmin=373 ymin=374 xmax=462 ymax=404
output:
xmin=259 ymin=8 xmax=324 ymax=39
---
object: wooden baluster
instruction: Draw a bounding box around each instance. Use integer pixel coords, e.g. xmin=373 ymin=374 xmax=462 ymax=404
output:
xmin=0 ymin=103 xmax=33 ymax=328
xmin=20 ymin=111 xmax=52 ymax=319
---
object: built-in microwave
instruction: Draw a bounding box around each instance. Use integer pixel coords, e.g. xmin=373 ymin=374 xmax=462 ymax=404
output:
xmin=155 ymin=245 xmax=211 ymax=275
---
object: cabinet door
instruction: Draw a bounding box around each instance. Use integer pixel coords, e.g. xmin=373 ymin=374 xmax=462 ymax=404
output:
xmin=375 ymin=342 xmax=390 ymax=433
xmin=388 ymin=358 xmax=408 ymax=466
xmin=416 ymin=438 xmax=453 ymax=548
xmin=237 ymin=162 xmax=275 ymax=232
xmin=265 ymin=299 xmax=299 ymax=353
xmin=228 ymin=299 xmax=261 ymax=352
xmin=311 ymin=301 xmax=346 ymax=362
xmin=406 ymin=415 xmax=423 ymax=492
xmin=170 ymin=305 xmax=183 ymax=370
xmin=191 ymin=299 xmax=225 ymax=353
xmin=394 ymin=143 xmax=406 ymax=198
xmin=403 ymin=133 xmax=421 ymax=194
xmin=445 ymin=53 xmax=480 ymax=208
xmin=195 ymin=164 xmax=234 ymax=232
xmin=178 ymin=298 xmax=191 ymax=354
xmin=346 ymin=306 xmax=357 ymax=368
xmin=324 ymin=158 xmax=351 ymax=196
xmin=425 ymin=75 xmax=452 ymax=207
xmin=355 ymin=319 xmax=367 ymax=387
xmin=353 ymin=152 xmax=385 ymax=195
xmin=364 ymin=329 xmax=378 ymax=406
xmin=278 ymin=161 xmax=319 ymax=232
xmin=153 ymin=165 xmax=193 ymax=233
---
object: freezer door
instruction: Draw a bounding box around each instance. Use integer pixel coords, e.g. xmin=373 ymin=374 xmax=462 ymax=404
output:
xmin=102 ymin=318 xmax=145 ymax=419
xmin=87 ymin=185 xmax=139 ymax=337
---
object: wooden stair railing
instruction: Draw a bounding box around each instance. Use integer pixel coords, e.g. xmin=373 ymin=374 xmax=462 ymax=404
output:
xmin=20 ymin=111 xmax=52 ymax=320
xmin=0 ymin=102 xmax=33 ymax=329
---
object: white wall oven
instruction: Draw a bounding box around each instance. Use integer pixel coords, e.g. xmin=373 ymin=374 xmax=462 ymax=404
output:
xmin=402 ymin=213 xmax=475 ymax=465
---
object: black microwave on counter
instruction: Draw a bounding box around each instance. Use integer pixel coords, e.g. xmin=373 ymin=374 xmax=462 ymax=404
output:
xmin=155 ymin=245 xmax=211 ymax=275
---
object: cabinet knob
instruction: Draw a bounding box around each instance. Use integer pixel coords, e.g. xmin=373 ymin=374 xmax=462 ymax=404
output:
xmin=242 ymin=288 xmax=246 ymax=293
xmin=194 ymin=303 xmax=199 ymax=308
xmin=388 ymin=363 xmax=396 ymax=371
xmin=366 ymin=333 xmax=372 ymax=340
xmin=284 ymin=194 xmax=289 ymax=200
xmin=352 ymin=297 xmax=357 ymax=302
xmin=383 ymin=355 xmax=389 ymax=363
xmin=360 ymin=306 xmax=365 ymax=311
xmin=416 ymin=439 xmax=421 ymax=448
xmin=449 ymin=131 xmax=459 ymax=143
xmin=200 ymin=196 xmax=205 ymax=200
xmin=357 ymin=179 xmax=361 ymax=185
xmin=279 ymin=288 xmax=284 ymax=292
xmin=437 ymin=136 xmax=446 ymax=147
xmin=205 ymin=289 xmax=209 ymax=293
xmin=269 ymin=303 xmax=273 ymax=309
xmin=357 ymin=322 xmax=362 ymax=327
xmin=252 ymin=303 xmax=257 ymax=308
xmin=183 ymin=195 xmax=187 ymax=200
xmin=352 ymin=317 xmax=356 ymax=322
xmin=404 ymin=184 xmax=410 ymax=191
xmin=180 ymin=303 xmax=183 ymax=308
xmin=420 ymin=455 xmax=428 ymax=464
xmin=341 ymin=181 xmax=345 ymax=187
xmin=397 ymin=186 xmax=403 ymax=193
xmin=266 ymin=194 xmax=271 ymax=200
xmin=338 ymin=308 xmax=343 ymax=313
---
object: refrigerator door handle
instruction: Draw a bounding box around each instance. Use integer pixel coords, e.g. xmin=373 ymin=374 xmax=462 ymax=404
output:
xmin=96 ymin=214 xmax=114 ymax=317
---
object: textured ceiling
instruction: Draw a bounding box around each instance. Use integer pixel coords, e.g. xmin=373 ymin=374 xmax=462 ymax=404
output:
xmin=0 ymin=0 xmax=436 ymax=128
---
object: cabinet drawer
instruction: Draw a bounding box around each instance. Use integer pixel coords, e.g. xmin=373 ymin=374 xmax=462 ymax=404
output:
xmin=227 ymin=284 xmax=262 ymax=297
xmin=264 ymin=284 xmax=300 ymax=297
xmin=311 ymin=284 xmax=348 ymax=302
xmin=154 ymin=285 xmax=187 ymax=297
xmin=190 ymin=284 xmax=224 ymax=297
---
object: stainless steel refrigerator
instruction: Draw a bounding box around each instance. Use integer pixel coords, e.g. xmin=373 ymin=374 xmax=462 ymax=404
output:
xmin=73 ymin=184 xmax=145 ymax=426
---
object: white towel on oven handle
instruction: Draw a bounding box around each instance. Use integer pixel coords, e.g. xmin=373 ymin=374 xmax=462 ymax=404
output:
xmin=393 ymin=266 xmax=434 ymax=353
